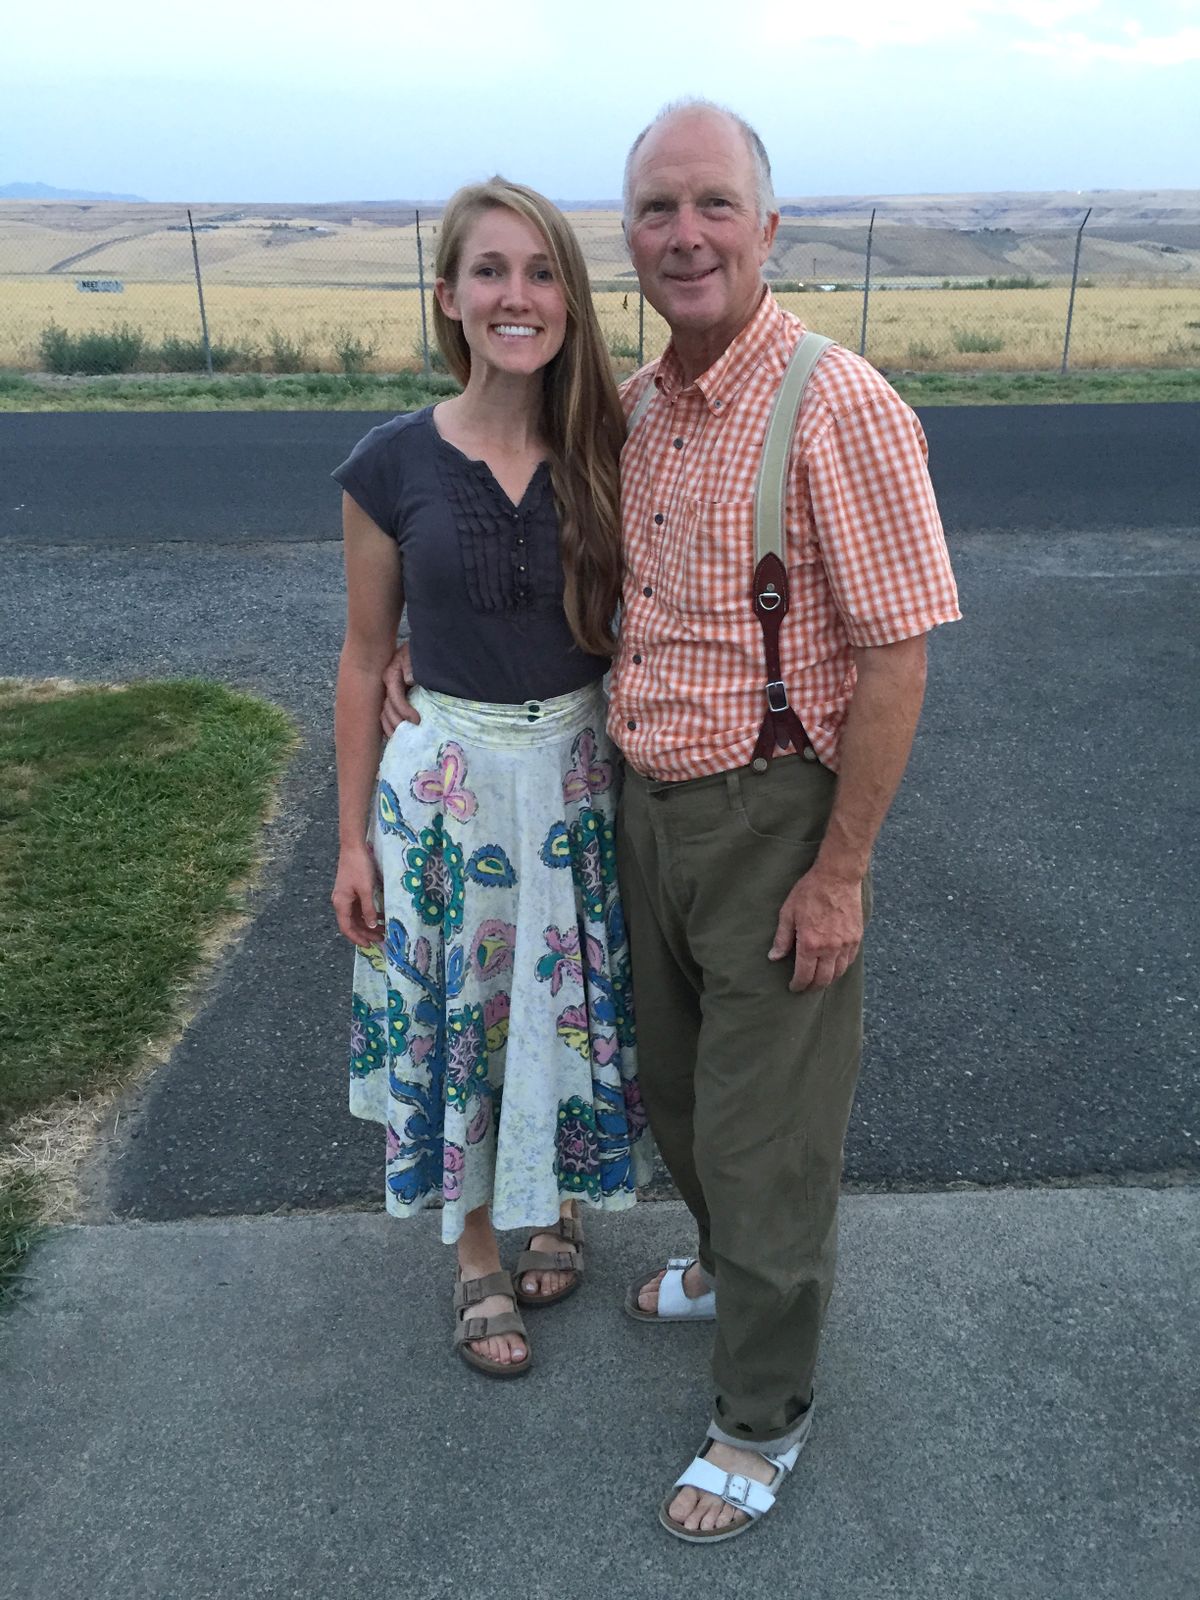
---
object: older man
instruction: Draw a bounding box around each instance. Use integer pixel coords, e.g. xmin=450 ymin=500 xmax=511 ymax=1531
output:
xmin=381 ymin=100 xmax=959 ymax=1542
xmin=613 ymin=100 xmax=960 ymax=1542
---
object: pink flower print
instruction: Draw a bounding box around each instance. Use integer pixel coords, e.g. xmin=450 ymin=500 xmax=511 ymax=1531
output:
xmin=443 ymin=1141 xmax=465 ymax=1201
xmin=386 ymin=1124 xmax=402 ymax=1163
xmin=411 ymin=741 xmax=478 ymax=823
xmin=483 ymin=992 xmax=510 ymax=1055
xmin=584 ymin=934 xmax=605 ymax=977
xmin=410 ymin=1034 xmax=435 ymax=1067
xmin=591 ymin=1034 xmax=619 ymax=1066
xmin=473 ymin=919 xmax=516 ymax=980
xmin=556 ymin=1003 xmax=592 ymax=1059
xmin=623 ymin=1077 xmax=649 ymax=1137
xmin=562 ymin=728 xmax=614 ymax=803
xmin=467 ymin=1098 xmax=492 ymax=1146
xmin=536 ymin=924 xmax=582 ymax=995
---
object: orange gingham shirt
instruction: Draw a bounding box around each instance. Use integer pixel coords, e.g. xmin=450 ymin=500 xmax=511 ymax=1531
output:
xmin=608 ymin=290 xmax=961 ymax=779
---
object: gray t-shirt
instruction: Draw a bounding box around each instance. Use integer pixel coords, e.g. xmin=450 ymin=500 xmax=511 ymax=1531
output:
xmin=332 ymin=406 xmax=609 ymax=704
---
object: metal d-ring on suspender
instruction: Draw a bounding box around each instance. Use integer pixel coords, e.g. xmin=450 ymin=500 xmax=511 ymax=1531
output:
xmin=624 ymin=330 xmax=834 ymax=772
xmin=750 ymin=331 xmax=833 ymax=771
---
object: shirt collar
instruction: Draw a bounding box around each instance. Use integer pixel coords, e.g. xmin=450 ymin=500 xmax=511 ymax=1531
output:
xmin=655 ymin=288 xmax=798 ymax=415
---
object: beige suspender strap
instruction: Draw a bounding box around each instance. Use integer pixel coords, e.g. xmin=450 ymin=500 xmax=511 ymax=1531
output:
xmin=625 ymin=383 xmax=655 ymax=435
xmin=753 ymin=331 xmax=833 ymax=564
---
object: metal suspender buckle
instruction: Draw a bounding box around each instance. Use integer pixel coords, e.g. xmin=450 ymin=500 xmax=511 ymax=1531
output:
xmin=766 ymin=679 xmax=790 ymax=713
xmin=757 ymin=582 xmax=783 ymax=612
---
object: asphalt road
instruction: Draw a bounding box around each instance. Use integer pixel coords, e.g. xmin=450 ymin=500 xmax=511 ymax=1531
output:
xmin=2 ymin=402 xmax=1199 ymax=546
xmin=1 ymin=409 xmax=1197 ymax=1219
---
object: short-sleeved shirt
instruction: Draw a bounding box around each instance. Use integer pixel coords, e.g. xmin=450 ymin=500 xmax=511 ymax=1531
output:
xmin=608 ymin=290 xmax=961 ymax=779
xmin=332 ymin=407 xmax=608 ymax=704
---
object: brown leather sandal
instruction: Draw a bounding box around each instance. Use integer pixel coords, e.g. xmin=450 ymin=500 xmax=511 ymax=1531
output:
xmin=512 ymin=1214 xmax=584 ymax=1308
xmin=453 ymin=1270 xmax=532 ymax=1379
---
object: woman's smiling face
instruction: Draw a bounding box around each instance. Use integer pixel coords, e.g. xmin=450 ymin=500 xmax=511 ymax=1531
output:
xmin=436 ymin=206 xmax=568 ymax=378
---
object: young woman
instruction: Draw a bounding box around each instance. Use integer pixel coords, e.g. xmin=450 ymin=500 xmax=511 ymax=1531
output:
xmin=330 ymin=179 xmax=651 ymax=1378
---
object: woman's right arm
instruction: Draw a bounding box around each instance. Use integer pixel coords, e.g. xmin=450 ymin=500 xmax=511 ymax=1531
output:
xmin=331 ymin=493 xmax=405 ymax=946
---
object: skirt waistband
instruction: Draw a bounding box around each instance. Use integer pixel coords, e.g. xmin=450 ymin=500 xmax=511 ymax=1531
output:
xmin=412 ymin=683 xmax=606 ymax=748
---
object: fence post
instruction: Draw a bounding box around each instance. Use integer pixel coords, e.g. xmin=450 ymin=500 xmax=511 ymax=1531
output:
xmin=1061 ymin=207 xmax=1092 ymax=375
xmin=187 ymin=209 xmax=214 ymax=377
xmin=859 ymin=207 xmax=876 ymax=358
xmin=637 ymin=290 xmax=645 ymax=367
xmin=415 ymin=210 xmax=432 ymax=379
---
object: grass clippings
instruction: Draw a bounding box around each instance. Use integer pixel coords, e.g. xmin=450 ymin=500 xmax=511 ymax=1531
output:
xmin=0 ymin=677 xmax=296 ymax=1301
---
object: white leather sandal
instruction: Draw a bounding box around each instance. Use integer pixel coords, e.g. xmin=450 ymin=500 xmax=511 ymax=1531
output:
xmin=623 ymin=1256 xmax=716 ymax=1323
xmin=659 ymin=1413 xmax=812 ymax=1543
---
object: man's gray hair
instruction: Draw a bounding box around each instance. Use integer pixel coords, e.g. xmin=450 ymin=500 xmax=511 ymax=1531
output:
xmin=622 ymin=98 xmax=776 ymax=226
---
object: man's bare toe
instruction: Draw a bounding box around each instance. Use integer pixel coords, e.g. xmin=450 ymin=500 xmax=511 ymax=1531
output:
xmin=637 ymin=1270 xmax=667 ymax=1312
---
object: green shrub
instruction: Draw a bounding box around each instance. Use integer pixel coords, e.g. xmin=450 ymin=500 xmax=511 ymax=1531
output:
xmin=158 ymin=335 xmax=246 ymax=372
xmin=952 ymin=329 xmax=1005 ymax=354
xmin=906 ymin=341 xmax=939 ymax=361
xmin=606 ymin=332 xmax=641 ymax=361
xmin=38 ymin=321 xmax=148 ymax=375
xmin=959 ymin=275 xmax=1047 ymax=291
xmin=330 ymin=326 xmax=379 ymax=375
xmin=412 ymin=337 xmax=448 ymax=374
xmin=265 ymin=328 xmax=310 ymax=373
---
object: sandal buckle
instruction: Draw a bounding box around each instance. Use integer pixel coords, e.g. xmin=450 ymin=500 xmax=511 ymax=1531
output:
xmin=724 ymin=1474 xmax=753 ymax=1507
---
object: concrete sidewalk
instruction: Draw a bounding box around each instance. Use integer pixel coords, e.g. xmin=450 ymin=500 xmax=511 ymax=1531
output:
xmin=3 ymin=1189 xmax=1195 ymax=1600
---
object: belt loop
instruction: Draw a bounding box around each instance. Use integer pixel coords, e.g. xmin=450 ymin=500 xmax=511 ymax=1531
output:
xmin=725 ymin=770 xmax=741 ymax=807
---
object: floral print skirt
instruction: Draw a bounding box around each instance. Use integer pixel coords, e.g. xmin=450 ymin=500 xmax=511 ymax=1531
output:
xmin=349 ymin=682 xmax=652 ymax=1242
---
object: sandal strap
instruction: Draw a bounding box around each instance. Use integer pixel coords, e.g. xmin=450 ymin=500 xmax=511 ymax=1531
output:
xmin=515 ymin=1247 xmax=582 ymax=1276
xmin=453 ymin=1270 xmax=515 ymax=1311
xmin=672 ymin=1457 xmax=777 ymax=1520
xmin=554 ymin=1215 xmax=584 ymax=1244
xmin=454 ymin=1308 xmax=528 ymax=1346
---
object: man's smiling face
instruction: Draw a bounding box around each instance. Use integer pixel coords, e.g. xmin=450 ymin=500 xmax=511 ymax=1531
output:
xmin=625 ymin=109 xmax=778 ymax=360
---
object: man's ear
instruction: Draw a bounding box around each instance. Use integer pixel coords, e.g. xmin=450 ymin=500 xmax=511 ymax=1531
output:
xmin=434 ymin=277 xmax=460 ymax=321
xmin=760 ymin=209 xmax=780 ymax=263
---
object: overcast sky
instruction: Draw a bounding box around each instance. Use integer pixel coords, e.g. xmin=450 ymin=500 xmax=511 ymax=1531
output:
xmin=4 ymin=0 xmax=1198 ymax=201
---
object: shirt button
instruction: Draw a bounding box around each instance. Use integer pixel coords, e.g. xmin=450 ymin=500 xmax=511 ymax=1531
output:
xmin=642 ymin=585 xmax=652 ymax=597
xmin=632 ymin=653 xmax=643 ymax=664
xmin=627 ymin=719 xmax=637 ymax=731
xmin=673 ymin=437 xmax=684 ymax=449
xmin=713 ymin=399 xmax=722 ymax=410
xmin=653 ymin=513 xmax=664 ymax=525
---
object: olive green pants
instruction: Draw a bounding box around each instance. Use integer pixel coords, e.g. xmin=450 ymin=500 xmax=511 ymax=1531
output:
xmin=617 ymin=755 xmax=869 ymax=1448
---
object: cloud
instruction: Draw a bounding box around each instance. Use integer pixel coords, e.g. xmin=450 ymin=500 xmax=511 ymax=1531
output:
xmin=760 ymin=0 xmax=1200 ymax=61
xmin=1015 ymin=23 xmax=1200 ymax=61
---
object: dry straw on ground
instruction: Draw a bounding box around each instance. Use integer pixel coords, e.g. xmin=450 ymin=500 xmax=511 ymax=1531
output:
xmin=3 ymin=277 xmax=1199 ymax=372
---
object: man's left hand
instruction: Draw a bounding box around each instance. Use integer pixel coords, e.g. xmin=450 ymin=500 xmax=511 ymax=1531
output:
xmin=769 ymin=867 xmax=863 ymax=992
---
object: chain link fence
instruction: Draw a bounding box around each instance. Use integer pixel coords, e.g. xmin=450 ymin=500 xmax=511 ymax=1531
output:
xmin=1 ymin=199 xmax=1198 ymax=376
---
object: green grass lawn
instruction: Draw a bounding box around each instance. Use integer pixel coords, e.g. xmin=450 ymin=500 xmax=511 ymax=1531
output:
xmin=0 ymin=678 xmax=295 ymax=1300
xmin=1 ymin=366 xmax=1198 ymax=412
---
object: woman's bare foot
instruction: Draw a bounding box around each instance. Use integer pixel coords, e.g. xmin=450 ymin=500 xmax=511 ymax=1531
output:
xmin=457 ymin=1206 xmax=526 ymax=1366
xmin=636 ymin=1258 xmax=709 ymax=1314
xmin=518 ymin=1201 xmax=581 ymax=1300
xmin=665 ymin=1441 xmax=776 ymax=1535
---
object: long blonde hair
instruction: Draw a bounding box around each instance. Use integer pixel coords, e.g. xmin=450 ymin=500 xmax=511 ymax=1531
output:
xmin=433 ymin=178 xmax=625 ymax=658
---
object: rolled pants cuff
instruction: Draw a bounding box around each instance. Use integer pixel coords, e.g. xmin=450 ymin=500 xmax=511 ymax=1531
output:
xmin=705 ymin=1407 xmax=813 ymax=1455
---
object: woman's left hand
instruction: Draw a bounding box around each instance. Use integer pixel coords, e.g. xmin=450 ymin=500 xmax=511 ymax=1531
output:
xmin=331 ymin=844 xmax=384 ymax=947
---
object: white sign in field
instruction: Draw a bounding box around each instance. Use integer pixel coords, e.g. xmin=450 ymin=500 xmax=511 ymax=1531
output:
xmin=77 ymin=279 xmax=124 ymax=293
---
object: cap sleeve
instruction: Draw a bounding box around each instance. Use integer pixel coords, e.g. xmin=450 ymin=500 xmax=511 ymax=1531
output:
xmin=331 ymin=421 xmax=406 ymax=539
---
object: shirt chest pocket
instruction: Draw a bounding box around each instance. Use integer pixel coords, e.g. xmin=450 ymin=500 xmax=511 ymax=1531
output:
xmin=669 ymin=495 xmax=757 ymax=619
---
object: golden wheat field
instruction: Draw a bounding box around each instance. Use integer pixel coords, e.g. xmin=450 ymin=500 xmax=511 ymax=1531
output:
xmin=2 ymin=275 xmax=1199 ymax=373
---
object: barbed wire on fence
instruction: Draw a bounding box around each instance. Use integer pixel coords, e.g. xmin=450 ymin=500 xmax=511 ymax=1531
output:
xmin=1 ymin=198 xmax=1197 ymax=377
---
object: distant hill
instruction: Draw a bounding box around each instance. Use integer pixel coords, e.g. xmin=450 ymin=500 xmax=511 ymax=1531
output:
xmin=0 ymin=181 xmax=147 ymax=202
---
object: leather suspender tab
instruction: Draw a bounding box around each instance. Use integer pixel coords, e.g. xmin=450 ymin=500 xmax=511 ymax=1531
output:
xmin=750 ymin=331 xmax=833 ymax=771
